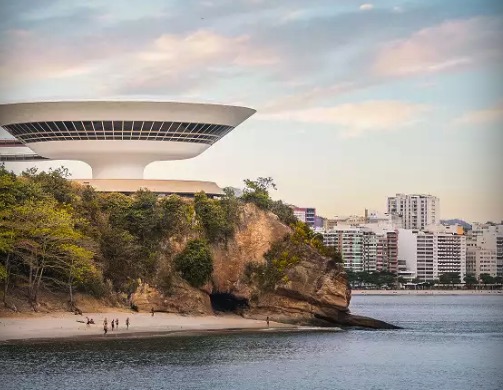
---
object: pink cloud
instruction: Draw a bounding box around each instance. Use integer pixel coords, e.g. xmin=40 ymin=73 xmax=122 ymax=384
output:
xmin=373 ymin=17 xmax=502 ymax=77
xmin=259 ymin=100 xmax=427 ymax=138
xmin=455 ymin=101 xmax=503 ymax=126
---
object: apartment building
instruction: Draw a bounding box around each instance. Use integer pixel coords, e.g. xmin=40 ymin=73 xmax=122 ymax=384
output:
xmin=466 ymin=223 xmax=502 ymax=278
xmin=398 ymin=227 xmax=466 ymax=282
xmin=320 ymin=225 xmax=398 ymax=273
xmin=292 ymin=207 xmax=316 ymax=228
xmin=387 ymin=193 xmax=440 ymax=230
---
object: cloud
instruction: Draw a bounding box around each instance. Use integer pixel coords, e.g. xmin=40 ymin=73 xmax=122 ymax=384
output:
xmin=261 ymin=82 xmax=357 ymax=113
xmin=113 ymin=29 xmax=278 ymax=95
xmin=373 ymin=17 xmax=503 ymax=77
xmin=259 ymin=100 xmax=427 ymax=137
xmin=359 ymin=4 xmax=373 ymax=11
xmin=454 ymin=101 xmax=503 ymax=126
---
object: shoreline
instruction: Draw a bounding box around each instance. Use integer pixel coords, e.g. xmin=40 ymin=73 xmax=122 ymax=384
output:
xmin=352 ymin=289 xmax=503 ymax=296
xmin=0 ymin=312 xmax=337 ymax=344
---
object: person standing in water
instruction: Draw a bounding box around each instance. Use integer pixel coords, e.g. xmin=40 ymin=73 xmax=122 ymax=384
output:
xmin=126 ymin=317 xmax=130 ymax=329
xmin=115 ymin=318 xmax=119 ymax=329
xmin=266 ymin=316 xmax=270 ymax=327
xmin=151 ymin=307 xmax=155 ymax=317
xmin=104 ymin=323 xmax=108 ymax=335
xmin=111 ymin=319 xmax=115 ymax=331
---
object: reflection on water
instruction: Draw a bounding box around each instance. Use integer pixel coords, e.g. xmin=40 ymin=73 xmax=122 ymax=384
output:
xmin=1 ymin=296 xmax=502 ymax=390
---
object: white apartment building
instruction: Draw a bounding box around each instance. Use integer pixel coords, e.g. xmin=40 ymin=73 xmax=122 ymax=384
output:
xmin=398 ymin=227 xmax=466 ymax=282
xmin=387 ymin=193 xmax=440 ymax=230
xmin=466 ymin=224 xmax=502 ymax=278
xmin=321 ymin=225 xmax=398 ymax=273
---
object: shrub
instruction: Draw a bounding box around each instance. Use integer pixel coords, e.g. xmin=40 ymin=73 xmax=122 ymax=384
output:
xmin=194 ymin=192 xmax=236 ymax=243
xmin=174 ymin=239 xmax=213 ymax=287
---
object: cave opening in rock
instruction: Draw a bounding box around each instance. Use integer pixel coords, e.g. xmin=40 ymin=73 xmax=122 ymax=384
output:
xmin=210 ymin=293 xmax=249 ymax=313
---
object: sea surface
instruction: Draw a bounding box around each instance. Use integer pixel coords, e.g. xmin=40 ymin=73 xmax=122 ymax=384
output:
xmin=1 ymin=295 xmax=502 ymax=390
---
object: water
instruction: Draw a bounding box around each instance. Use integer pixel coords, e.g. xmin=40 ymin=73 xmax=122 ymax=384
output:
xmin=1 ymin=295 xmax=502 ymax=390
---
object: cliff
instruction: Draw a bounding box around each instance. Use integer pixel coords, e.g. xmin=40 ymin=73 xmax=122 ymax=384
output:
xmin=131 ymin=203 xmax=398 ymax=329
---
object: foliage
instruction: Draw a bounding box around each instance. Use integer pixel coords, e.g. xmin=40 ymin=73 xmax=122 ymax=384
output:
xmin=174 ymin=239 xmax=213 ymax=288
xmin=438 ymin=272 xmax=461 ymax=285
xmin=0 ymin=264 xmax=7 ymax=281
xmin=241 ymin=177 xmax=276 ymax=210
xmin=464 ymin=274 xmax=478 ymax=287
xmin=346 ymin=270 xmax=398 ymax=288
xmin=479 ymin=273 xmax=496 ymax=285
xmin=21 ymin=166 xmax=75 ymax=204
xmin=194 ymin=192 xmax=238 ymax=243
xmin=0 ymin=196 xmax=96 ymax=304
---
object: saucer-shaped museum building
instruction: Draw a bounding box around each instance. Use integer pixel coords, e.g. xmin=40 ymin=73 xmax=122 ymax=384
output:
xmin=0 ymin=101 xmax=255 ymax=196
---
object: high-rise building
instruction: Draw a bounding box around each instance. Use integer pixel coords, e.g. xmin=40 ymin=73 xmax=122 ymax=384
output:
xmin=321 ymin=225 xmax=398 ymax=273
xmin=466 ymin=223 xmax=502 ymax=278
xmin=398 ymin=226 xmax=466 ymax=282
xmin=387 ymin=193 xmax=440 ymax=230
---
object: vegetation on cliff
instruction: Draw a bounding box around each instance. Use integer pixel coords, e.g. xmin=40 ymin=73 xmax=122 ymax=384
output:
xmin=0 ymin=167 xmax=342 ymax=313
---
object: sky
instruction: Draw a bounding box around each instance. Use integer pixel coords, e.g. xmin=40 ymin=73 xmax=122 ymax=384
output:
xmin=0 ymin=0 xmax=502 ymax=223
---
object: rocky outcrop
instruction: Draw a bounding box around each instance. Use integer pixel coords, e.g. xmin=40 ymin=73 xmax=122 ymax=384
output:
xmin=131 ymin=280 xmax=212 ymax=315
xmin=131 ymin=203 xmax=399 ymax=329
xmin=210 ymin=203 xmax=290 ymax=296
xmin=244 ymin=250 xmax=352 ymax=326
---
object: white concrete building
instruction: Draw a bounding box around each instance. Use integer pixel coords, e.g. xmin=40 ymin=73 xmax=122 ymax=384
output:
xmin=387 ymin=193 xmax=440 ymax=230
xmin=466 ymin=223 xmax=502 ymax=278
xmin=398 ymin=228 xmax=466 ymax=282
xmin=0 ymin=101 xmax=255 ymax=180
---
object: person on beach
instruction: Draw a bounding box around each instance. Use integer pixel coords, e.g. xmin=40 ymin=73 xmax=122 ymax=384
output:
xmin=115 ymin=318 xmax=119 ymax=329
xmin=104 ymin=317 xmax=108 ymax=327
xmin=151 ymin=307 xmax=155 ymax=317
xmin=104 ymin=323 xmax=108 ymax=335
xmin=266 ymin=316 xmax=270 ymax=327
xmin=126 ymin=317 xmax=130 ymax=329
xmin=111 ymin=320 xmax=115 ymax=331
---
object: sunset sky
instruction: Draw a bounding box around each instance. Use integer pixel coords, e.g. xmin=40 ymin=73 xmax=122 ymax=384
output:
xmin=1 ymin=0 xmax=502 ymax=223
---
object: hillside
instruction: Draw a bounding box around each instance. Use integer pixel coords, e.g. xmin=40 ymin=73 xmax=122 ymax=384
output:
xmin=0 ymin=169 xmax=396 ymax=328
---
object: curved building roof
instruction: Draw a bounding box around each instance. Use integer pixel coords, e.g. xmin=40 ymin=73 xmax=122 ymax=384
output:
xmin=0 ymin=101 xmax=255 ymax=179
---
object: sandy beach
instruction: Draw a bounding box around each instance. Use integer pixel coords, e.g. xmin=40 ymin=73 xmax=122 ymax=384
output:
xmin=352 ymin=289 xmax=503 ymax=296
xmin=0 ymin=312 xmax=300 ymax=343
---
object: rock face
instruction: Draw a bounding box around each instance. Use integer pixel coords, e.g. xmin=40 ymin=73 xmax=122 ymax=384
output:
xmin=245 ymin=251 xmax=352 ymax=326
xmin=131 ymin=280 xmax=212 ymax=315
xmin=211 ymin=203 xmax=290 ymax=298
xmin=131 ymin=203 xmax=399 ymax=329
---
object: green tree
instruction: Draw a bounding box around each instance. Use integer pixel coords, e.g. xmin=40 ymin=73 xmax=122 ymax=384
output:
xmin=21 ymin=166 xmax=75 ymax=204
xmin=479 ymin=273 xmax=495 ymax=285
xmin=194 ymin=192 xmax=234 ymax=243
xmin=439 ymin=272 xmax=461 ymax=286
xmin=174 ymin=239 xmax=213 ymax=287
xmin=1 ymin=199 xmax=95 ymax=305
xmin=464 ymin=274 xmax=478 ymax=288
xmin=241 ymin=177 xmax=276 ymax=210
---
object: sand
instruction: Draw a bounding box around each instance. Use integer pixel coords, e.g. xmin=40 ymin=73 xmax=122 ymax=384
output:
xmin=352 ymin=289 xmax=503 ymax=296
xmin=0 ymin=312 xmax=300 ymax=343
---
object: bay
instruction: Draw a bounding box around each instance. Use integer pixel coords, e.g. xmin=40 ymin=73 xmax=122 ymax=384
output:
xmin=1 ymin=295 xmax=502 ymax=390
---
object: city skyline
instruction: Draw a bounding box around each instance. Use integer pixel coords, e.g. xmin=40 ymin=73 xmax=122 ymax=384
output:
xmin=1 ymin=0 xmax=502 ymax=222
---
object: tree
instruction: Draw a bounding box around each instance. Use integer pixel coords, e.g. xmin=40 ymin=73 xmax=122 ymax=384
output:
xmin=1 ymin=199 xmax=95 ymax=305
xmin=270 ymin=200 xmax=297 ymax=226
xmin=194 ymin=192 xmax=235 ymax=243
xmin=174 ymin=239 xmax=213 ymax=287
xmin=21 ymin=166 xmax=75 ymax=204
xmin=439 ymin=272 xmax=461 ymax=286
xmin=464 ymin=274 xmax=478 ymax=288
xmin=479 ymin=273 xmax=495 ymax=285
xmin=241 ymin=177 xmax=276 ymax=210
